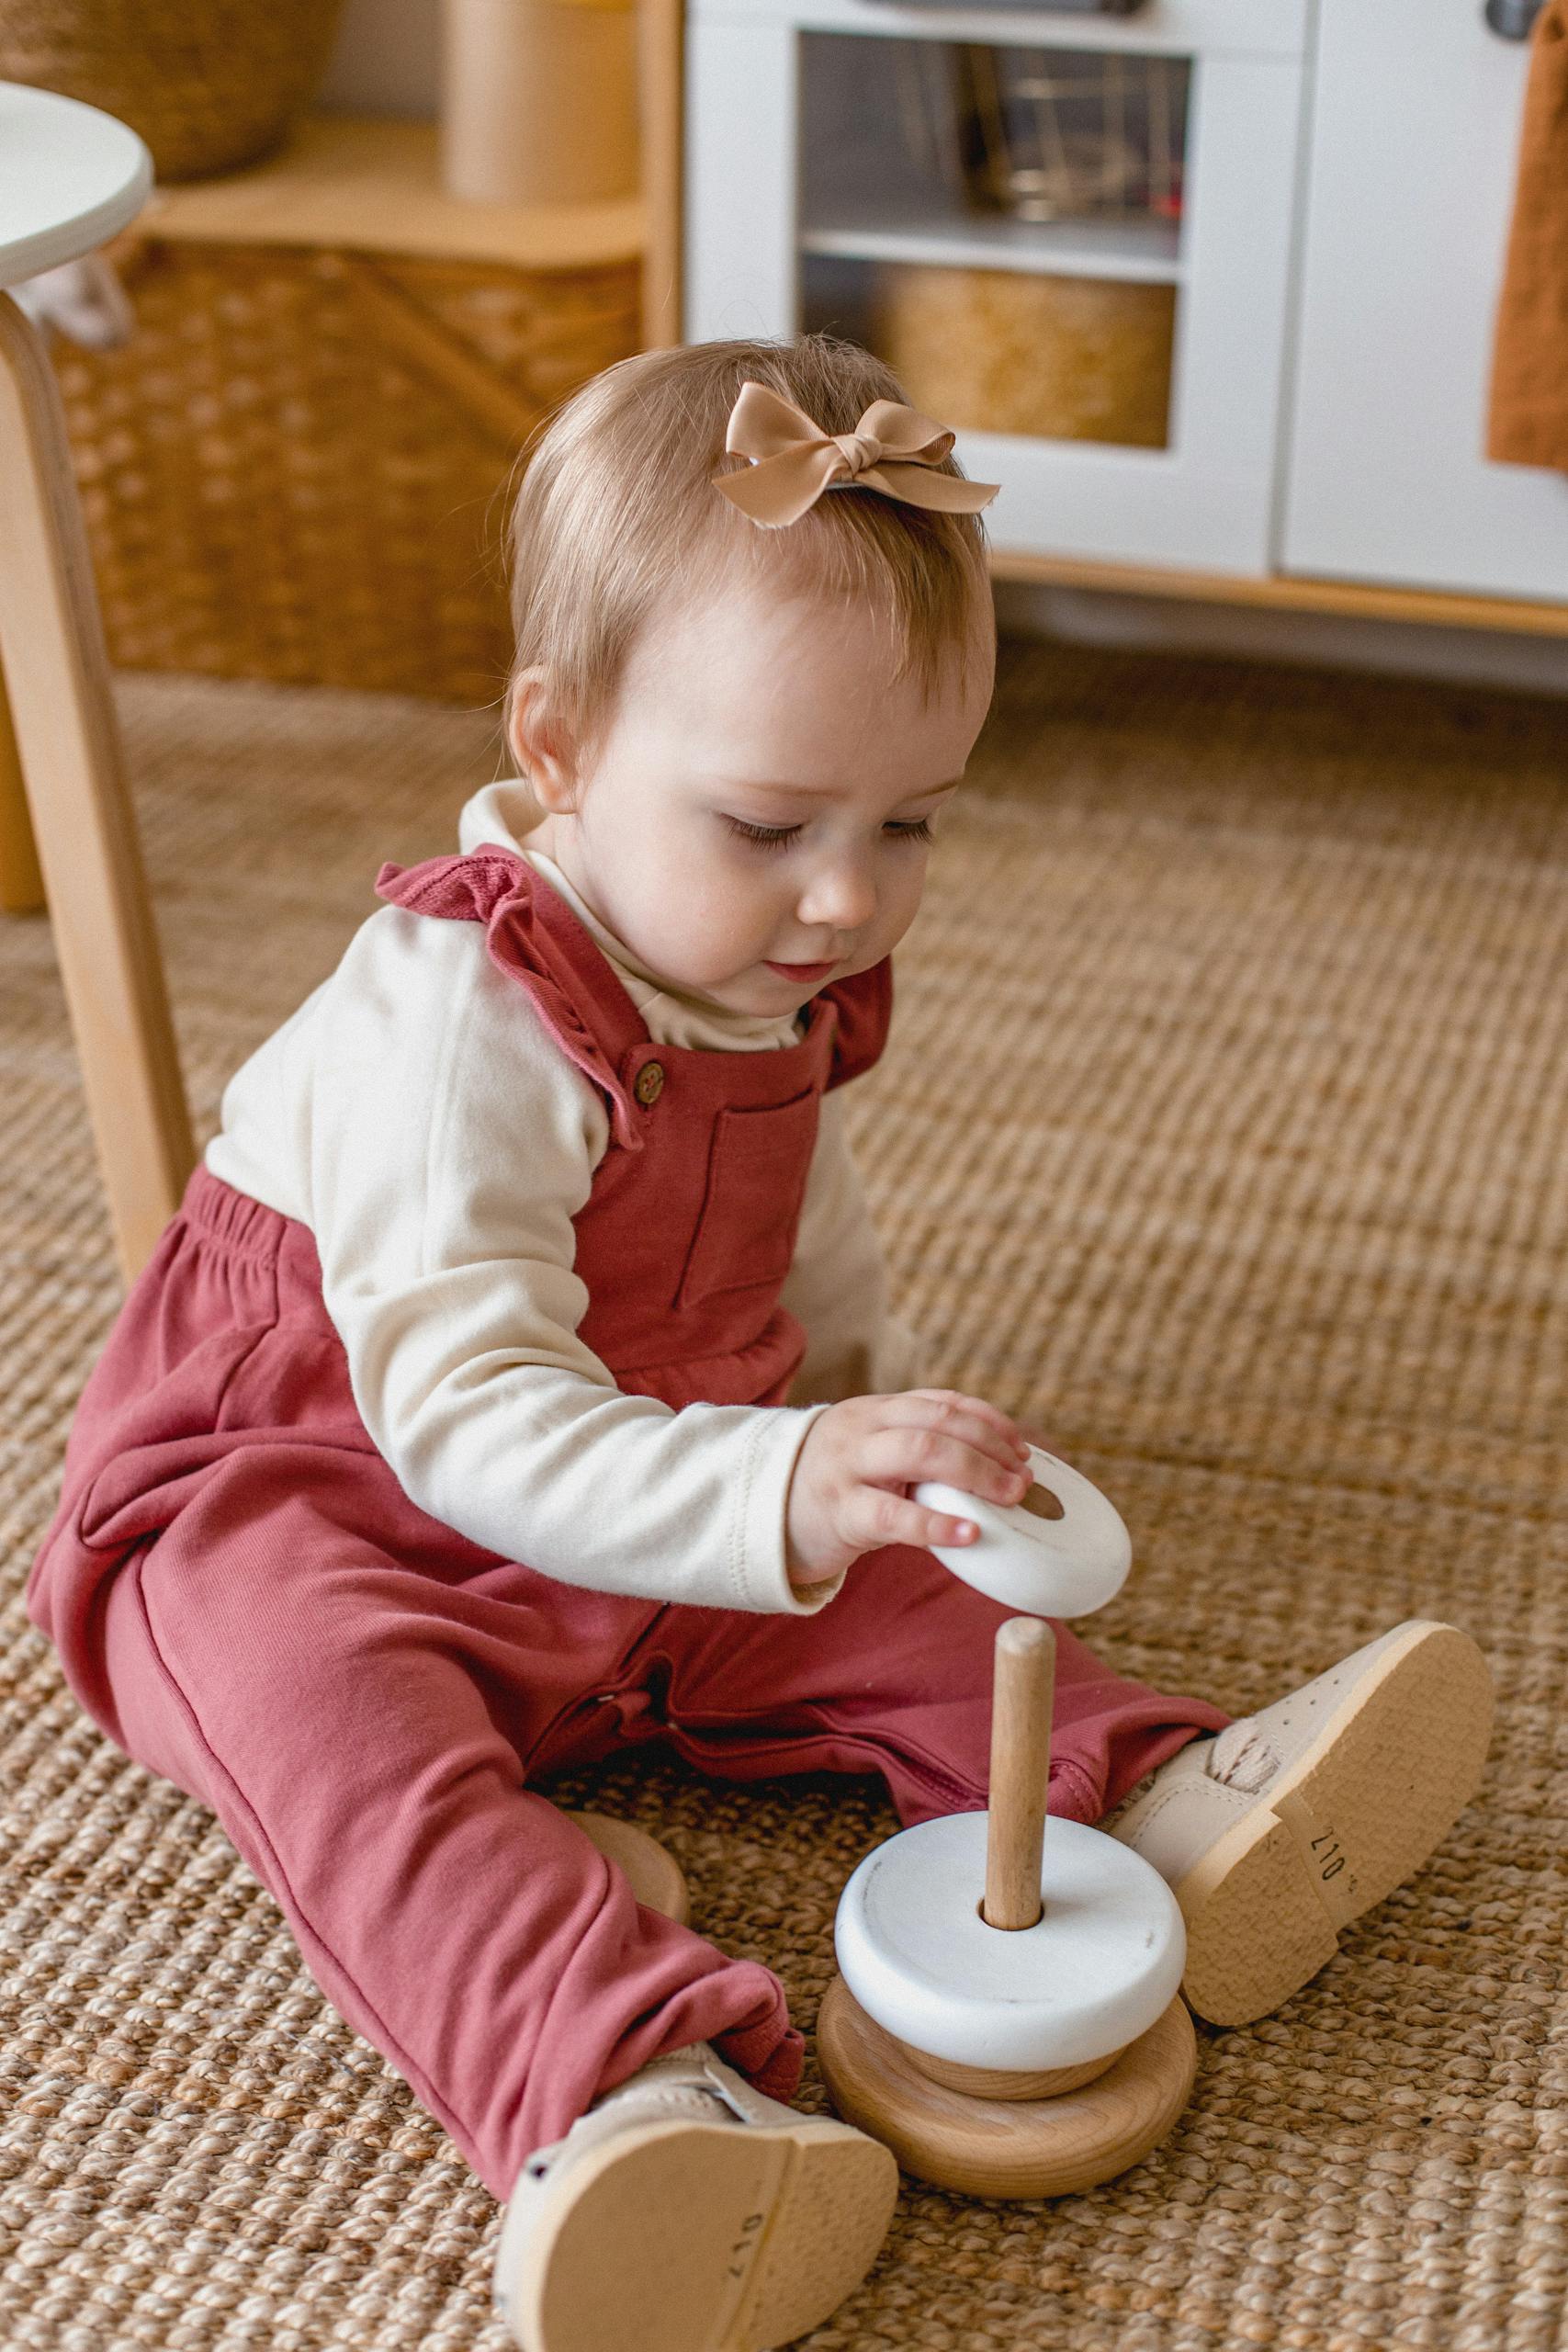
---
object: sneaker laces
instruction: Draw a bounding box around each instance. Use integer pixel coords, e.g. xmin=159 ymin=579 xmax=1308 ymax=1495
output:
xmin=1206 ymin=1718 xmax=1281 ymax=1795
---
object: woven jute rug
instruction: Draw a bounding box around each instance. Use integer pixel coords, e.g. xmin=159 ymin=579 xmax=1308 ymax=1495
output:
xmin=2 ymin=644 xmax=1564 ymax=2350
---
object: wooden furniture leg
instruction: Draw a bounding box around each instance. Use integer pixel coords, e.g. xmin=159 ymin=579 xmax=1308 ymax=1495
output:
xmin=0 ymin=671 xmax=44 ymax=912
xmin=0 ymin=290 xmax=194 ymax=1281
xmin=638 ymin=0 xmax=683 ymax=346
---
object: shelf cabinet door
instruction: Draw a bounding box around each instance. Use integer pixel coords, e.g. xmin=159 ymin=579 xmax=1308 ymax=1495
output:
xmin=684 ymin=1 xmax=1308 ymax=575
xmin=1282 ymin=0 xmax=1568 ymax=604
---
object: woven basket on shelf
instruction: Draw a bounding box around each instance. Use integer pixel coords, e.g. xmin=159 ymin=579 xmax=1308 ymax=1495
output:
xmin=0 ymin=0 xmax=348 ymax=179
xmin=869 ymin=262 xmax=1176 ymax=450
xmin=51 ymin=234 xmax=643 ymax=703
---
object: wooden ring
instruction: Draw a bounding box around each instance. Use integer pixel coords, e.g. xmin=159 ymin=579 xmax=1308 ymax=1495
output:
xmin=817 ymin=1974 xmax=1197 ymax=2199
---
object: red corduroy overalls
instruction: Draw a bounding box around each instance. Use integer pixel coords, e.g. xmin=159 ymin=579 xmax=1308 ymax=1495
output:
xmin=27 ymin=849 xmax=1226 ymax=2199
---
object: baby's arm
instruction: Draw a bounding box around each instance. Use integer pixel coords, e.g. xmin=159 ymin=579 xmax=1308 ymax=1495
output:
xmin=777 ymin=1090 xmax=924 ymax=1406
xmin=305 ymin=908 xmax=840 ymax=1615
xmin=774 ymin=1082 xmax=1037 ymax=1588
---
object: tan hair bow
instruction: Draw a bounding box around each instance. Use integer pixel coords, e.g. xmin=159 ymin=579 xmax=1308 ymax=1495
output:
xmin=713 ymin=380 xmax=1000 ymax=529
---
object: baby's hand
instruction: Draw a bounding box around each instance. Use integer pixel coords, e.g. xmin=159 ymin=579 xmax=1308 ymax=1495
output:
xmin=786 ymin=1389 xmax=1034 ymax=1589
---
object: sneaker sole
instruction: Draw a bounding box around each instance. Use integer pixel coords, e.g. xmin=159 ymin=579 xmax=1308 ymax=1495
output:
xmin=501 ymin=2113 xmax=898 ymax=2352
xmin=1175 ymin=1622 xmax=1494 ymax=2028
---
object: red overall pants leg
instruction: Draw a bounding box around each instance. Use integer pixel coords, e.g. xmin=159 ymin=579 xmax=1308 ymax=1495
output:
xmin=91 ymin=1530 xmax=1223 ymax=2201
xmin=33 ymin=1179 xmax=1228 ymax=2204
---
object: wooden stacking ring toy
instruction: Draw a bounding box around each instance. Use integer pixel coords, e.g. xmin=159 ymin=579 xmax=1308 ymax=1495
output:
xmin=818 ymin=1619 xmax=1198 ymax=2199
xmin=914 ymin=1442 xmax=1133 ymax=1618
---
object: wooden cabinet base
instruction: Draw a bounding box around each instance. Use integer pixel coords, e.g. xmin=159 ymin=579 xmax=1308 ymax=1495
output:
xmin=991 ymin=549 xmax=1568 ymax=638
xmin=817 ymin=1975 xmax=1196 ymax=2199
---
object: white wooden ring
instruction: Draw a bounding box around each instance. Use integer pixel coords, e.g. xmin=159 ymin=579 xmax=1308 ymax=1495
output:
xmin=914 ymin=1443 xmax=1132 ymax=1618
xmin=835 ymin=1812 xmax=1185 ymax=2073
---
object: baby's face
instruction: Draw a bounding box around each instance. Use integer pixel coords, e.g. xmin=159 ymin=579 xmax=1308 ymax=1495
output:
xmin=523 ymin=575 xmax=995 ymax=1017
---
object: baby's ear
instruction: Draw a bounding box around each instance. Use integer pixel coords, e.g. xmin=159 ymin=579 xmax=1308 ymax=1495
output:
xmin=507 ymin=668 xmax=579 ymax=812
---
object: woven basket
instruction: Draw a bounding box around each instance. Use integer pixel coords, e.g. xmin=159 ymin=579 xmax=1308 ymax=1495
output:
xmin=0 ymin=0 xmax=348 ymax=179
xmin=51 ymin=235 xmax=643 ymax=703
xmin=870 ymin=262 xmax=1176 ymax=449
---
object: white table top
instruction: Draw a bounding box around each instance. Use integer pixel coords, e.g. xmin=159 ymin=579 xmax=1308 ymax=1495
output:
xmin=0 ymin=81 xmax=152 ymax=288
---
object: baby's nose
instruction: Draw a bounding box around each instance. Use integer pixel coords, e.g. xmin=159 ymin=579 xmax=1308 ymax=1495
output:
xmin=800 ymin=867 xmax=875 ymax=927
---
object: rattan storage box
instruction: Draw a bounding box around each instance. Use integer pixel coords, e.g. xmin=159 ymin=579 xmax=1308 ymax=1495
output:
xmin=871 ymin=263 xmax=1177 ymax=451
xmin=50 ymin=121 xmax=644 ymax=706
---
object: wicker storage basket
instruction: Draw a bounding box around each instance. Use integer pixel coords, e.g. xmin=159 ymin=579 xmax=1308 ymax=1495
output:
xmin=870 ymin=262 xmax=1176 ymax=450
xmin=51 ymin=235 xmax=642 ymax=704
xmin=0 ymin=0 xmax=347 ymax=179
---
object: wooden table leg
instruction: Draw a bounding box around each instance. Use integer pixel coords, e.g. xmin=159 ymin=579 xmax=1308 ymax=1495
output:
xmin=0 ymin=289 xmax=194 ymax=1282
xmin=637 ymin=0 xmax=684 ymax=349
xmin=0 ymin=670 xmax=44 ymax=912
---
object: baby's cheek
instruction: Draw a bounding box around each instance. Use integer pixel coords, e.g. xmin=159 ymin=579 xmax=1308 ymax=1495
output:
xmin=660 ymin=898 xmax=759 ymax=989
xmin=872 ymin=879 xmax=925 ymax=960
xmin=692 ymin=865 xmax=778 ymax=958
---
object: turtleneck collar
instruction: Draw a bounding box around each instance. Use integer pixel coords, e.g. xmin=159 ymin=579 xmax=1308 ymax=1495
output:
xmin=457 ymin=779 xmax=804 ymax=1053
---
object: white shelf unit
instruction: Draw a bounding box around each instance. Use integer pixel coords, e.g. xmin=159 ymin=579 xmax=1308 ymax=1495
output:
xmin=686 ymin=0 xmax=1310 ymax=574
xmin=799 ymin=203 xmax=1184 ymax=283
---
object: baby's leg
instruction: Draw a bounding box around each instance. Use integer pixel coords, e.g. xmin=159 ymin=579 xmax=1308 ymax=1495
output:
xmin=95 ymin=1461 xmax=800 ymax=2201
xmin=647 ymin=1543 xmax=1230 ymax=1827
xmin=649 ymin=1555 xmax=1491 ymax=2036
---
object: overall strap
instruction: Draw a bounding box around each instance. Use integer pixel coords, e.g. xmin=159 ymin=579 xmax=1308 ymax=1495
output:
xmin=822 ymin=957 xmax=894 ymax=1089
xmin=376 ymin=850 xmax=651 ymax=1150
xmin=375 ymin=849 xmax=896 ymax=1136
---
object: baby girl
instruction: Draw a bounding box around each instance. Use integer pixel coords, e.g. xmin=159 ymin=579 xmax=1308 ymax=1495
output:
xmin=28 ymin=334 xmax=1493 ymax=2351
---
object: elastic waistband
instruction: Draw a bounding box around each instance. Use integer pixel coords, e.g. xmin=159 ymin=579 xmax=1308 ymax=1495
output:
xmin=180 ymin=1163 xmax=325 ymax=1295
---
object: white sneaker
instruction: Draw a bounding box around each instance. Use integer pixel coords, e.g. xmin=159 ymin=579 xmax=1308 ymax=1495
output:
xmin=491 ymin=2042 xmax=899 ymax=2352
xmin=1107 ymin=1621 xmax=1494 ymax=2027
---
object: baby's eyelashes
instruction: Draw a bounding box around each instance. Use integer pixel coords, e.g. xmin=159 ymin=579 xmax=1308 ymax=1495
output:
xmin=723 ymin=816 xmax=801 ymax=849
xmin=719 ymin=814 xmax=938 ymax=853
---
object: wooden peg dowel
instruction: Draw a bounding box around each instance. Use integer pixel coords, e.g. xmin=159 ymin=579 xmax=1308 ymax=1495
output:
xmin=983 ymin=1618 xmax=1055 ymax=1931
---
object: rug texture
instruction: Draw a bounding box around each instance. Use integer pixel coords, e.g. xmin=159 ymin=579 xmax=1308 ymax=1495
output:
xmin=2 ymin=644 xmax=1564 ymax=2350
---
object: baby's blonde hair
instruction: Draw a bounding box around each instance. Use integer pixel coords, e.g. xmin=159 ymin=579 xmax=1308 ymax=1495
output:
xmin=502 ymin=334 xmax=993 ymax=761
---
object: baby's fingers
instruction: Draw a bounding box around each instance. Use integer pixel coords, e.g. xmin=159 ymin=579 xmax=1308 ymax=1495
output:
xmin=852 ymin=1483 xmax=979 ymax=1555
xmin=863 ymin=1427 xmax=1031 ymax=1510
xmin=884 ymin=1388 xmax=1032 ymax=1466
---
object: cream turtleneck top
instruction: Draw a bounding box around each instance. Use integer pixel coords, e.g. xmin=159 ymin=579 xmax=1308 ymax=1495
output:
xmin=204 ymin=780 xmax=920 ymax=1615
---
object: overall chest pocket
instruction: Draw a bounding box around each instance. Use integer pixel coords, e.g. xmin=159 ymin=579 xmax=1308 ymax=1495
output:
xmin=675 ymin=1088 xmax=821 ymax=1311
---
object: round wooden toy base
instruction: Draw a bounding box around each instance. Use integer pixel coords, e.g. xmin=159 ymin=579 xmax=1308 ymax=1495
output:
xmin=817 ymin=1975 xmax=1197 ymax=2199
xmin=567 ymin=1811 xmax=691 ymax=1925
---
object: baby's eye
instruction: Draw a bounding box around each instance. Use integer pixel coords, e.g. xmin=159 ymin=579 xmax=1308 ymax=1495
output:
xmin=724 ymin=817 xmax=801 ymax=851
xmin=721 ymin=813 xmax=936 ymax=851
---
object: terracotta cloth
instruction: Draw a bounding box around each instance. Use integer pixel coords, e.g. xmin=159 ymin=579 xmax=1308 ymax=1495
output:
xmin=25 ymin=850 xmax=1226 ymax=2200
xmin=1487 ymin=0 xmax=1568 ymax=470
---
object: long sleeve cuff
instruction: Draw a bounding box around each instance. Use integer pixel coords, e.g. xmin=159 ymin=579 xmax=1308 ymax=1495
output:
xmin=734 ymin=1397 xmax=846 ymax=1612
